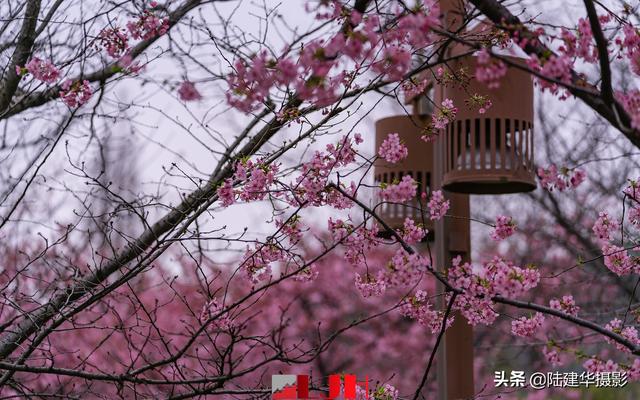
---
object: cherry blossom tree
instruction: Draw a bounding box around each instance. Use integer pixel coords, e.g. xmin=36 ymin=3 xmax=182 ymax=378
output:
xmin=1 ymin=0 xmax=640 ymax=399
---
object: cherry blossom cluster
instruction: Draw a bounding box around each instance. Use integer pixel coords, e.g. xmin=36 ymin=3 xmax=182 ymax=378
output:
xmin=583 ymin=358 xmax=622 ymax=374
xmin=16 ymin=57 xmax=93 ymax=108
xmin=432 ymin=98 xmax=458 ymax=129
xmin=126 ymin=7 xmax=169 ymax=40
xmin=384 ymin=249 xmax=430 ymax=288
xmin=617 ymin=24 xmax=640 ymax=77
xmin=177 ymin=81 xmax=202 ymax=101
xmin=225 ymin=1 xmax=441 ymax=112
xmin=448 ymin=256 xmax=540 ymax=326
xmin=288 ymin=134 xmax=361 ymax=207
xmin=355 ymin=272 xmax=387 ymax=297
xmin=96 ymin=3 xmax=170 ymax=75
xmin=427 ymin=190 xmax=449 ymax=220
xmin=293 ymin=264 xmax=319 ymax=282
xmin=400 ymin=290 xmax=453 ymax=334
xmin=605 ymin=318 xmax=640 ymax=353
xmin=399 ymin=217 xmax=426 ymax=244
xmin=275 ymin=216 xmax=304 ymax=245
xmin=328 ymin=218 xmax=379 ymax=268
xmin=380 ymin=175 xmax=417 ymax=203
xmin=616 ymin=90 xmax=640 ymax=131
xmin=348 ymin=246 xmax=431 ymax=298
xmin=549 ymin=295 xmax=579 ymax=317
xmin=605 ymin=246 xmax=640 ymax=276
xmin=625 ymin=178 xmax=640 ymax=225
xmin=373 ymin=384 xmax=399 ymax=400
xmin=582 ymin=357 xmax=640 ymax=379
xmin=592 ymin=211 xmax=619 ymax=242
xmin=537 ymin=164 xmax=586 ymax=191
xmin=591 ymin=182 xmax=640 ymax=276
xmin=601 ymin=244 xmax=640 ymax=276
xmin=378 ymin=133 xmax=408 ymax=164
xmin=237 ymin=160 xmax=279 ymax=201
xmin=60 ymin=80 xmax=93 ymax=108
xmin=402 ymin=77 xmax=429 ymax=102
xmin=475 ymin=48 xmax=507 ymax=89
xmin=527 ymin=54 xmax=573 ymax=97
xmin=543 ymin=345 xmax=562 ymax=367
xmin=490 ymin=215 xmax=517 ymax=241
xmin=420 ymin=124 xmax=438 ymax=143
xmin=217 ymin=158 xmax=279 ymax=206
xmin=559 ymin=18 xmax=598 ymax=63
xmin=18 ymin=57 xmax=60 ymax=83
xmin=16 ymin=4 xmax=172 ymax=108
xmin=241 ymin=242 xmax=284 ymax=283
xmin=511 ymin=313 xmax=545 ymax=337
xmin=200 ymin=298 xmax=234 ymax=331
xmin=98 ymin=27 xmax=129 ymax=58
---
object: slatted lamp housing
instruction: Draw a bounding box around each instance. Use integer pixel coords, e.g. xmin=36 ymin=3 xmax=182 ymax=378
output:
xmin=441 ymin=39 xmax=537 ymax=194
xmin=374 ymin=114 xmax=434 ymax=240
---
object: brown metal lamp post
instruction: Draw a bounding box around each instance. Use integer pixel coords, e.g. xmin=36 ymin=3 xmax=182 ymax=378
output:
xmin=432 ymin=1 xmax=537 ymax=398
xmin=373 ymin=1 xmax=536 ymax=397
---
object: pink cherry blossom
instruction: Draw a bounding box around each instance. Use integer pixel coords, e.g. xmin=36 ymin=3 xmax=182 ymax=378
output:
xmin=427 ymin=190 xmax=449 ymax=220
xmin=583 ymin=358 xmax=621 ymax=373
xmin=602 ymin=244 xmax=636 ymax=276
xmin=177 ymin=81 xmax=202 ymax=101
xmin=527 ymin=54 xmax=574 ymax=97
xmin=475 ymin=48 xmax=507 ymax=89
xmin=560 ymin=18 xmax=598 ymax=62
xmin=59 ymin=79 xmax=92 ymax=107
xmin=241 ymin=243 xmax=284 ymax=284
xmin=22 ymin=57 xmax=60 ymax=83
xmin=449 ymin=256 xmax=540 ymax=326
xmin=549 ymin=295 xmax=579 ymax=317
xmin=400 ymin=290 xmax=453 ymax=334
xmin=380 ymin=175 xmax=417 ymax=203
xmin=511 ymin=313 xmax=545 ymax=337
xmin=432 ymin=99 xmax=458 ymax=129
xmin=328 ymin=218 xmax=379 ymax=268
xmin=402 ymin=78 xmax=429 ymax=102
xmin=372 ymin=384 xmax=399 ymax=400
xmin=127 ymin=10 xmax=169 ymax=40
xmin=400 ymin=217 xmax=426 ymax=244
xmin=537 ymin=164 xmax=586 ymax=191
xmin=617 ymin=90 xmax=640 ymax=130
xmin=292 ymin=264 xmax=318 ymax=282
xmin=237 ymin=160 xmax=278 ymax=202
xmin=605 ymin=318 xmax=640 ymax=352
xmin=217 ymin=179 xmax=235 ymax=206
xmin=618 ymin=25 xmax=640 ymax=77
xmin=200 ymin=298 xmax=234 ymax=331
xmin=378 ymin=133 xmax=408 ymax=164
xmin=542 ymin=346 xmax=562 ymax=367
xmin=355 ymin=272 xmax=387 ymax=297
xmin=98 ymin=27 xmax=129 ymax=58
xmin=383 ymin=249 xmax=429 ymax=288
xmin=491 ymin=215 xmax=516 ymax=241
xmin=592 ymin=211 xmax=619 ymax=241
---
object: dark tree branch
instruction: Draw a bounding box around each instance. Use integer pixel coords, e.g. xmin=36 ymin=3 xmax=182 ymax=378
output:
xmin=0 ymin=0 xmax=41 ymax=113
xmin=467 ymin=0 xmax=639 ymax=147
xmin=583 ymin=0 xmax=614 ymax=106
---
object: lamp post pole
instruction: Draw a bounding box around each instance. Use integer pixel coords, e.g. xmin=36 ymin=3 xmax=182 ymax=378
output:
xmin=431 ymin=101 xmax=474 ymax=400
xmin=430 ymin=0 xmax=475 ymax=398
